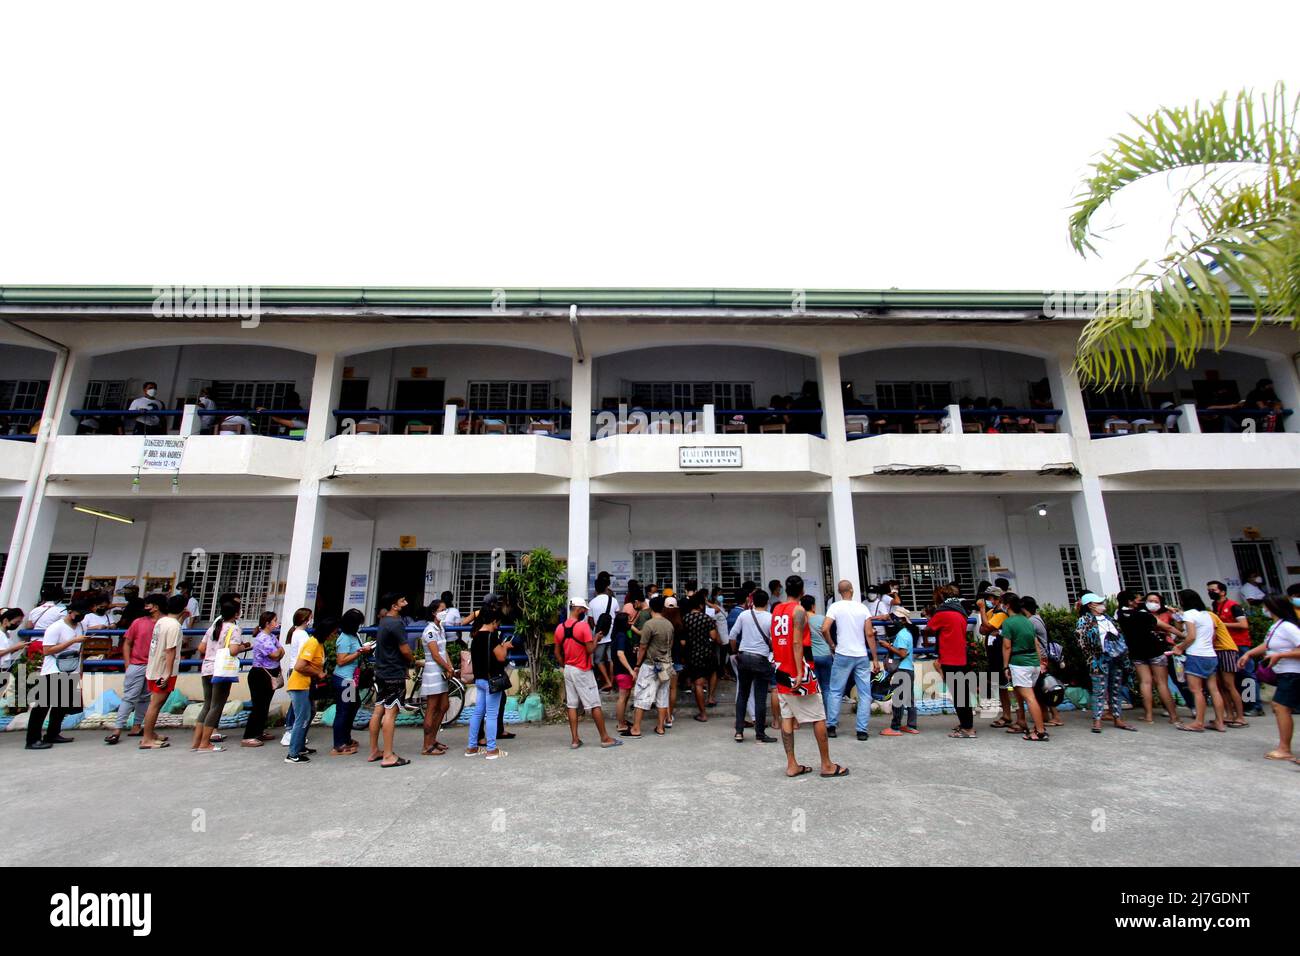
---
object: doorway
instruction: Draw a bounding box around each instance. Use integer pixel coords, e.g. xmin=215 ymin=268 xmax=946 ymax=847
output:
xmin=315 ymin=551 xmax=349 ymax=620
xmin=392 ymin=379 xmax=445 ymax=435
xmin=376 ymin=549 xmax=430 ymax=614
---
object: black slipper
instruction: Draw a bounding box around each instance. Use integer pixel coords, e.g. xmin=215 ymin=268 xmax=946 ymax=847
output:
xmin=820 ymin=764 xmax=850 ymax=778
xmin=381 ymin=756 xmax=410 ymax=768
xmin=786 ymin=765 xmax=813 ymax=778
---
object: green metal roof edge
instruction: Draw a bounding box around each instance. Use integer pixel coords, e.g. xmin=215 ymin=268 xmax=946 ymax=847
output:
xmin=0 ymin=285 xmax=1261 ymax=311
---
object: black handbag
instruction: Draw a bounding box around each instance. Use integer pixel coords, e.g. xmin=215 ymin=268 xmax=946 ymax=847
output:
xmin=487 ymin=671 xmax=510 ymax=694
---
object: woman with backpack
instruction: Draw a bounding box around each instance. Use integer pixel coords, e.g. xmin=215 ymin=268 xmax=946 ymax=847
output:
xmin=1021 ymin=596 xmax=1063 ymax=727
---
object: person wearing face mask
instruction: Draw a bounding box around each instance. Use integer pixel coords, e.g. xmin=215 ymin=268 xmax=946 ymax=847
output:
xmin=1239 ymin=573 xmax=1267 ymax=606
xmin=1236 ymin=594 xmax=1300 ymax=762
xmin=26 ymin=600 xmax=89 ymax=750
xmin=128 ymin=381 xmax=165 ymax=435
xmin=1074 ymin=593 xmax=1137 ymax=733
xmin=1116 ymin=590 xmax=1183 ymax=725
xmin=1168 ymin=590 xmax=1228 ymax=733
xmin=863 ymin=583 xmax=893 ymax=629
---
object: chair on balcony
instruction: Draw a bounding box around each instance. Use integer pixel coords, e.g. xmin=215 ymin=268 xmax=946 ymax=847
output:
xmin=1033 ymin=422 xmax=1058 ymax=433
xmin=217 ymin=417 xmax=248 ymax=435
xmin=1103 ymin=418 xmax=1132 ymax=435
xmin=844 ymin=415 xmax=868 ymax=436
xmin=723 ymin=417 xmax=747 ymax=433
xmin=526 ymin=418 xmax=556 ymax=435
xmin=481 ymin=420 xmax=507 ymax=435
xmin=404 ymin=422 xmax=433 ymax=435
xmin=759 ymin=423 xmax=786 ymax=434
xmin=355 ymin=421 xmax=383 ymax=435
xmin=962 ymin=422 xmax=983 ymax=434
xmin=1132 ymin=420 xmax=1163 ymax=433
xmin=916 ymin=421 xmax=941 ymax=434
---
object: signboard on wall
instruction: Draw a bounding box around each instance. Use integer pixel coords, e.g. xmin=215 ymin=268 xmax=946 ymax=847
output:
xmin=399 ymin=536 xmax=416 ymax=549
xmin=678 ymin=446 xmax=742 ymax=469
xmin=140 ymin=437 xmax=186 ymax=472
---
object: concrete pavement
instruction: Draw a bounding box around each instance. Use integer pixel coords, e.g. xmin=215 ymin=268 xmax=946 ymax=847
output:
xmin=2 ymin=707 xmax=1296 ymax=867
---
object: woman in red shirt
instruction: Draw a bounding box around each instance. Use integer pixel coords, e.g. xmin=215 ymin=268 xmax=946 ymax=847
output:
xmin=926 ymin=585 xmax=977 ymax=737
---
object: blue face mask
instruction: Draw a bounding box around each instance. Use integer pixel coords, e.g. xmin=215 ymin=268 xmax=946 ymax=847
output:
xmin=1292 ymin=597 xmax=1300 ymax=608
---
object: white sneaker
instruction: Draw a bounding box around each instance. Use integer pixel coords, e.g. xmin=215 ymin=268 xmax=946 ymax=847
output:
xmin=280 ymin=731 xmax=291 ymax=746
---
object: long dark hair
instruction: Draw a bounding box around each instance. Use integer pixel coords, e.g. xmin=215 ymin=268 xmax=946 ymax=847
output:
xmin=1178 ymin=590 xmax=1206 ymax=612
xmin=284 ymin=606 xmax=312 ymax=645
xmin=1263 ymin=593 xmax=1300 ymax=627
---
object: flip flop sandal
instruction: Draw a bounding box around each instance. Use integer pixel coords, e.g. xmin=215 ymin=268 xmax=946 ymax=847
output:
xmin=786 ymin=765 xmax=813 ymax=778
xmin=1226 ymin=721 xmax=1249 ymax=728
xmin=693 ymin=715 xmax=708 ymax=722
xmin=820 ymin=764 xmax=850 ymax=778
xmin=947 ymin=731 xmax=975 ymax=738
xmin=1264 ymin=750 xmax=1295 ymax=761
xmin=653 ymin=728 xmax=666 ymax=736
xmin=570 ymin=740 xmax=583 ymax=750
xmin=990 ymin=718 xmax=1013 ymax=729
xmin=1175 ymin=724 xmax=1205 ymax=733
xmin=1023 ymin=733 xmax=1049 ymax=741
xmin=600 ymin=739 xmax=623 ymax=748
xmin=1207 ymin=725 xmax=1228 ymax=733
xmin=1004 ymin=726 xmax=1028 ymax=734
xmin=103 ymin=734 xmax=121 ymax=745
xmin=734 ymin=733 xmax=745 ymax=743
xmin=1115 ymin=724 xmax=1138 ymax=732
xmin=138 ymin=741 xmax=170 ymax=749
xmin=381 ymin=756 xmax=410 ymax=768
xmin=485 ymin=750 xmax=508 ymax=760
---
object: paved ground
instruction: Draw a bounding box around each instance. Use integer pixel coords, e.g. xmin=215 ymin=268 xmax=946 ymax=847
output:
xmin=3 ymin=703 xmax=1296 ymax=867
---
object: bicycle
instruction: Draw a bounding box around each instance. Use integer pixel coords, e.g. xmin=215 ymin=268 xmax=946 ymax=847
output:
xmin=357 ymin=661 xmax=465 ymax=728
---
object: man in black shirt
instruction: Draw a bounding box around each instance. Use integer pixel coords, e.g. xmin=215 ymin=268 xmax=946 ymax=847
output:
xmin=367 ymin=593 xmax=413 ymax=768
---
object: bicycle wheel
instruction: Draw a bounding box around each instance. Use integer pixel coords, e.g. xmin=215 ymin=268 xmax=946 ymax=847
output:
xmin=442 ymin=677 xmax=465 ymax=727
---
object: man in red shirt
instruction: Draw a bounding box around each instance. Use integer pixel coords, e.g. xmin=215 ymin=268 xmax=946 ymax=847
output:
xmin=1209 ymin=579 xmax=1262 ymax=716
xmin=554 ymin=599 xmax=620 ymax=750
xmin=104 ymin=592 xmax=164 ymax=745
xmin=925 ymin=584 xmax=977 ymax=737
xmin=772 ymin=575 xmax=847 ymax=778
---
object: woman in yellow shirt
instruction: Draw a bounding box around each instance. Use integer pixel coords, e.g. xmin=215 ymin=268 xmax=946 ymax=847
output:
xmin=286 ymin=617 xmax=332 ymax=763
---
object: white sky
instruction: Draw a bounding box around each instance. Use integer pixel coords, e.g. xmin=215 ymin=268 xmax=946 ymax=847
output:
xmin=1 ymin=0 xmax=1295 ymax=290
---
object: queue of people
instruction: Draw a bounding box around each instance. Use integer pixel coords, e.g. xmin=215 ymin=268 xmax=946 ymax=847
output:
xmin=4 ymin=572 xmax=1299 ymax=774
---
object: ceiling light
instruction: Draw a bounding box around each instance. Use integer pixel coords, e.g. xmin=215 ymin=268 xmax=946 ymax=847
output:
xmin=72 ymin=504 xmax=134 ymax=525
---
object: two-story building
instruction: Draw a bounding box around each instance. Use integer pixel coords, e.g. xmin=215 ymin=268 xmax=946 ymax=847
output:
xmin=1 ymin=286 xmax=1297 ymax=623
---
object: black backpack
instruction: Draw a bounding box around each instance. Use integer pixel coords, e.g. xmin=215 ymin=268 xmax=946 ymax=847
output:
xmin=591 ymin=595 xmax=614 ymax=640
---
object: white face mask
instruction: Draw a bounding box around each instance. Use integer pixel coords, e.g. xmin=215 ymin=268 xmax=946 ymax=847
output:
xmin=145 ymin=388 xmax=157 ymax=397
xmin=1145 ymin=602 xmax=1161 ymax=612
xmin=866 ymin=592 xmax=878 ymax=600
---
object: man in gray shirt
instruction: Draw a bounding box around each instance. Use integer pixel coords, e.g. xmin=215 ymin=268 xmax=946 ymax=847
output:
xmin=728 ymin=588 xmax=776 ymax=743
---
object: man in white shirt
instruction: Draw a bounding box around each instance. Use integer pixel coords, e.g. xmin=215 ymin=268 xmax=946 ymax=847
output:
xmin=822 ymin=579 xmax=880 ymax=740
xmin=588 ymin=572 xmax=618 ymax=693
xmin=27 ymin=600 xmax=88 ymax=749
xmin=1239 ymin=575 xmax=1267 ymax=606
xmin=728 ymin=587 xmax=777 ymax=743
xmin=25 ymin=585 xmax=68 ymax=632
xmin=128 ymin=381 xmax=165 ymax=435
xmin=862 ymin=583 xmax=894 ymax=647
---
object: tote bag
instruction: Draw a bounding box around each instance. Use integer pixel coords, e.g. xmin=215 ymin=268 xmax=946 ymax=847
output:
xmin=211 ymin=623 xmax=241 ymax=683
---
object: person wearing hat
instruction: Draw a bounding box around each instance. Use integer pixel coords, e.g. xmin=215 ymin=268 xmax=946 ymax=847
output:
xmin=977 ymin=586 xmax=1015 ymax=730
xmin=554 ymin=597 xmax=621 ymax=750
xmin=1075 ymin=592 xmax=1138 ymax=733
xmin=878 ymin=606 xmax=919 ymax=736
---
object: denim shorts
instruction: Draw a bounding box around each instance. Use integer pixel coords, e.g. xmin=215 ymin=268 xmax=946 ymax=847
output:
xmin=1183 ymin=655 xmax=1218 ymax=679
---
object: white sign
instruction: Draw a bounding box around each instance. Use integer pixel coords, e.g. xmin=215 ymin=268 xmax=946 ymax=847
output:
xmin=679 ymin=446 xmax=743 ymax=469
xmin=140 ymin=437 xmax=186 ymax=472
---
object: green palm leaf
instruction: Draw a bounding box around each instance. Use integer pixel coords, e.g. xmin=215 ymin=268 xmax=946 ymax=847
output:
xmin=1069 ymin=83 xmax=1300 ymax=386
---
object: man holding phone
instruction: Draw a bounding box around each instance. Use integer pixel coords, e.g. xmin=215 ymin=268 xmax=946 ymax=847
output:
xmin=367 ymin=593 xmax=413 ymax=768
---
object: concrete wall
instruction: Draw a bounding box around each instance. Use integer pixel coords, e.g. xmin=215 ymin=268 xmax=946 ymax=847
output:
xmin=840 ymin=347 xmax=1048 ymax=406
xmin=595 ymin=346 xmax=817 ymax=408
xmin=342 ymin=345 xmax=572 ymax=410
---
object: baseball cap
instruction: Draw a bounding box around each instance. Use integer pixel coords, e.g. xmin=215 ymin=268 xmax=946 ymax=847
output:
xmin=1080 ymin=592 xmax=1105 ymax=606
xmin=570 ymin=597 xmax=588 ymax=609
xmin=664 ymin=596 xmax=678 ymax=609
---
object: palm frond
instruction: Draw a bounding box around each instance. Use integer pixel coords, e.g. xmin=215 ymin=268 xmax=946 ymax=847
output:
xmin=1069 ymin=83 xmax=1300 ymax=387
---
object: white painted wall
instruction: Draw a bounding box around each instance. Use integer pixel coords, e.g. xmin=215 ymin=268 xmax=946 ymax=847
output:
xmin=342 ymin=345 xmax=572 ymax=410
xmin=841 ymin=347 xmax=1048 ymax=406
xmin=84 ymin=345 xmax=316 ymax=407
xmin=0 ymin=344 xmax=55 ymax=383
xmin=595 ymin=346 xmax=817 ymax=408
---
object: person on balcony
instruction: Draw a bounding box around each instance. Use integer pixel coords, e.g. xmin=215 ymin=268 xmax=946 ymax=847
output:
xmin=259 ymin=391 xmax=307 ymax=436
xmin=128 ymin=382 xmax=165 ymax=435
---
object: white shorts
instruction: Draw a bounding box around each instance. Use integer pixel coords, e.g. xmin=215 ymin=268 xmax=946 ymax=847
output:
xmin=1010 ymin=665 xmax=1039 ymax=689
xmin=563 ymin=665 xmax=602 ymax=710
xmin=778 ymin=691 xmax=826 ymax=724
xmin=633 ymin=663 xmax=670 ymax=711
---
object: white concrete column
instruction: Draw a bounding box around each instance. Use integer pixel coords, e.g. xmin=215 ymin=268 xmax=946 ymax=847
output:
xmin=566 ymin=355 xmax=593 ymax=600
xmin=817 ymin=351 xmax=860 ymax=595
xmin=281 ymin=351 xmax=343 ymax=614
xmin=1179 ymin=402 xmax=1202 ymax=433
xmin=1045 ymin=350 xmax=1090 ymax=440
xmin=442 ymin=403 xmax=457 ymax=437
xmin=1 ymin=346 xmax=83 ymax=607
xmin=1071 ymin=476 xmax=1120 ymax=595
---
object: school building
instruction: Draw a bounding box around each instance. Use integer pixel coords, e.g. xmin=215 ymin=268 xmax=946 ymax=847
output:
xmin=1 ymin=286 xmax=1298 ymax=620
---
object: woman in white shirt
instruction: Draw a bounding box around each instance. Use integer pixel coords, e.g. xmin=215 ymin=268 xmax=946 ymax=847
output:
xmin=1169 ymin=590 xmax=1227 ymax=733
xmin=278 ymin=608 xmax=313 ymax=747
xmin=1237 ymin=594 xmax=1300 ymax=761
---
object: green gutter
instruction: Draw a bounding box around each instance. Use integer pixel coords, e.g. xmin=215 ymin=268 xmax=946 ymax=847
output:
xmin=0 ymin=285 xmax=1261 ymax=311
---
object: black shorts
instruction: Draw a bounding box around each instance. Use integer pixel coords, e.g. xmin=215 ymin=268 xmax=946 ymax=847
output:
xmin=1273 ymin=672 xmax=1300 ymax=712
xmin=375 ymin=679 xmax=406 ymax=709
